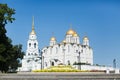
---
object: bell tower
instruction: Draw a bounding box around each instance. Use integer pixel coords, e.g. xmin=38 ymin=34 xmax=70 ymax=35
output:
xmin=26 ymin=16 xmax=39 ymax=56
xmin=20 ymin=17 xmax=41 ymax=71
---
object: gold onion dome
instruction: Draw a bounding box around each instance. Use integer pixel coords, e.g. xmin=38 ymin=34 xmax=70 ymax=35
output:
xmin=66 ymin=29 xmax=76 ymax=35
xmin=50 ymin=37 xmax=56 ymax=41
xmin=62 ymin=40 xmax=66 ymax=43
xmin=73 ymin=33 xmax=78 ymax=37
xmin=30 ymin=29 xmax=36 ymax=35
xmin=83 ymin=36 xmax=89 ymax=40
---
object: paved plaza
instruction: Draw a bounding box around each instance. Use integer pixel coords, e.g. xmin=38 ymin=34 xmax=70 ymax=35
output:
xmin=0 ymin=72 xmax=120 ymax=80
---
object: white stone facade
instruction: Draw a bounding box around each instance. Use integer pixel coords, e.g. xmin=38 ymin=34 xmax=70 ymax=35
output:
xmin=18 ymin=18 xmax=119 ymax=73
xmin=42 ymin=29 xmax=93 ymax=69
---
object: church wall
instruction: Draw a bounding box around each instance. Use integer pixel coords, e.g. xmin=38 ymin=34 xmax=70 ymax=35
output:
xmin=41 ymin=29 xmax=94 ymax=70
xmin=80 ymin=65 xmax=116 ymax=72
xmin=42 ymin=42 xmax=93 ymax=68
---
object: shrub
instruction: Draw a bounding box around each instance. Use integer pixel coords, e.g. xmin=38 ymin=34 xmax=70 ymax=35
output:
xmin=32 ymin=65 xmax=89 ymax=72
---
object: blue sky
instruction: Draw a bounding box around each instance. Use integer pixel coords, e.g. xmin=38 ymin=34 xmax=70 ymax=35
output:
xmin=1 ymin=0 xmax=120 ymax=67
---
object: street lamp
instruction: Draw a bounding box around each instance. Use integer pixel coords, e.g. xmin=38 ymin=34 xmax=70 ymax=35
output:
xmin=113 ymin=59 xmax=116 ymax=68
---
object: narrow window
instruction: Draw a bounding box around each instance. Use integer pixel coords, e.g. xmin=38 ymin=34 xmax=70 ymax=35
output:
xmin=45 ymin=62 xmax=47 ymax=67
xmin=35 ymin=53 xmax=37 ymax=56
xmin=51 ymin=62 xmax=54 ymax=66
xmin=68 ymin=60 xmax=70 ymax=65
xmin=34 ymin=43 xmax=36 ymax=48
xmin=29 ymin=43 xmax=31 ymax=47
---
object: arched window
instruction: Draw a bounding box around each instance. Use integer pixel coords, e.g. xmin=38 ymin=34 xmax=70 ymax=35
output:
xmin=28 ymin=53 xmax=30 ymax=55
xmin=45 ymin=62 xmax=47 ymax=67
xmin=35 ymin=53 xmax=37 ymax=56
xmin=27 ymin=60 xmax=30 ymax=63
xmin=51 ymin=62 xmax=54 ymax=66
xmin=29 ymin=43 xmax=31 ymax=47
xmin=68 ymin=60 xmax=70 ymax=65
xmin=34 ymin=43 xmax=36 ymax=48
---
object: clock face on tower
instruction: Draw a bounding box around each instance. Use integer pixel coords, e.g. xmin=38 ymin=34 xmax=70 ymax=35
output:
xmin=29 ymin=34 xmax=37 ymax=40
xmin=31 ymin=35 xmax=34 ymax=39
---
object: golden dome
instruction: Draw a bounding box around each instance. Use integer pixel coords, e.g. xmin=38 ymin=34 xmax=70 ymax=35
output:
xmin=73 ymin=33 xmax=78 ymax=37
xmin=62 ymin=40 xmax=66 ymax=43
xmin=83 ymin=36 xmax=89 ymax=40
xmin=66 ymin=29 xmax=76 ymax=35
xmin=50 ymin=37 xmax=56 ymax=41
xmin=30 ymin=30 xmax=36 ymax=35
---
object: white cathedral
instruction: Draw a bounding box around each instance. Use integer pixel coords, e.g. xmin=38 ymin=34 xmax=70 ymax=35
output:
xmin=19 ymin=18 xmax=119 ymax=73
xmin=42 ymin=28 xmax=93 ymax=69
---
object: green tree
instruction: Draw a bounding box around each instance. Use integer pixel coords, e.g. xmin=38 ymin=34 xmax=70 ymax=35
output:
xmin=7 ymin=44 xmax=24 ymax=72
xmin=0 ymin=4 xmax=24 ymax=73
